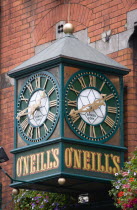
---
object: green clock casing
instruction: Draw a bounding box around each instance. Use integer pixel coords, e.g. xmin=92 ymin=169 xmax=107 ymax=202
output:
xmin=65 ymin=70 xmax=121 ymax=143
xmin=16 ymin=71 xmax=59 ymax=144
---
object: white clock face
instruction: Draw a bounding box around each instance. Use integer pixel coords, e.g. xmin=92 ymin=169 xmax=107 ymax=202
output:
xmin=77 ymin=89 xmax=106 ymax=125
xmin=28 ymin=90 xmax=49 ymax=127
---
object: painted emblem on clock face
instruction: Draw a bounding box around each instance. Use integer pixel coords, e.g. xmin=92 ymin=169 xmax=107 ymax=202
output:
xmin=16 ymin=72 xmax=59 ymax=144
xmin=65 ymin=70 xmax=120 ymax=142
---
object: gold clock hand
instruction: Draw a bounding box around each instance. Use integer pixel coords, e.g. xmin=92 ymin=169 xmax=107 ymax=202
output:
xmin=30 ymin=91 xmax=46 ymax=115
xmin=86 ymin=97 xmax=106 ymax=112
xmin=16 ymin=107 xmax=31 ymax=120
xmin=17 ymin=91 xmax=46 ymax=120
xmin=17 ymin=100 xmax=41 ymax=120
xmin=69 ymin=94 xmax=106 ymax=119
xmin=29 ymin=100 xmax=41 ymax=115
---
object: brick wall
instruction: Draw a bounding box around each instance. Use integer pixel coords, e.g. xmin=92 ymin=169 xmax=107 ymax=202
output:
xmin=1 ymin=0 xmax=137 ymax=208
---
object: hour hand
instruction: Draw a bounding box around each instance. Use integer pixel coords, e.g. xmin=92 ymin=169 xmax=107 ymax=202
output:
xmin=16 ymin=107 xmax=29 ymax=120
xmin=16 ymin=98 xmax=41 ymax=120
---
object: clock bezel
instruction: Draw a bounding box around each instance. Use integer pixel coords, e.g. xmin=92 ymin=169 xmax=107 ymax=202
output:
xmin=64 ymin=69 xmax=121 ymax=143
xmin=16 ymin=71 xmax=60 ymax=144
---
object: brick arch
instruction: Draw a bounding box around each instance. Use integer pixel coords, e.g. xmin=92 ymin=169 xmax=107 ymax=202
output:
xmin=32 ymin=3 xmax=92 ymax=46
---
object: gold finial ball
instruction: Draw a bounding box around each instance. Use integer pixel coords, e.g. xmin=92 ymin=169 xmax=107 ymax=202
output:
xmin=63 ymin=23 xmax=74 ymax=34
xmin=58 ymin=178 xmax=66 ymax=185
xmin=12 ymin=188 xmax=20 ymax=195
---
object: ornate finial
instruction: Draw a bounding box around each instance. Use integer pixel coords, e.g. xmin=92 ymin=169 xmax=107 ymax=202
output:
xmin=63 ymin=23 xmax=74 ymax=34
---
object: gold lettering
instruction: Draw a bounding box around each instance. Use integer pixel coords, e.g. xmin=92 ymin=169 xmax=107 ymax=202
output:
xmin=83 ymin=151 xmax=91 ymax=170
xmin=52 ymin=148 xmax=59 ymax=168
xmin=65 ymin=148 xmax=73 ymax=168
xmin=48 ymin=87 xmax=55 ymax=97
xmin=104 ymin=116 xmax=115 ymax=128
xmin=73 ymin=149 xmax=82 ymax=169
xmin=113 ymin=155 xmax=120 ymax=173
xmin=50 ymin=100 xmax=57 ymax=107
xmin=96 ymin=153 xmax=103 ymax=172
xmin=105 ymin=93 xmax=114 ymax=101
xmin=47 ymin=150 xmax=53 ymax=169
xmin=70 ymin=85 xmax=80 ymax=95
xmin=35 ymin=77 xmax=40 ymax=88
xmin=99 ymin=82 xmax=105 ymax=91
xmin=104 ymin=154 xmax=110 ymax=173
xmin=89 ymin=76 xmax=96 ymax=87
xmin=68 ymin=100 xmax=77 ymax=107
xmin=23 ymin=156 xmax=29 ymax=176
xmin=36 ymin=153 xmax=41 ymax=172
xmin=27 ymin=83 xmax=33 ymax=94
xmin=40 ymin=152 xmax=46 ymax=171
xmin=91 ymin=152 xmax=96 ymax=171
xmin=16 ymin=157 xmax=22 ymax=177
xmin=30 ymin=154 xmax=36 ymax=174
xmin=78 ymin=77 xmax=86 ymax=89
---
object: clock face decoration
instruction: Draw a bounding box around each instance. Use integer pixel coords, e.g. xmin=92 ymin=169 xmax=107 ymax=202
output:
xmin=65 ymin=70 xmax=120 ymax=142
xmin=16 ymin=72 xmax=59 ymax=144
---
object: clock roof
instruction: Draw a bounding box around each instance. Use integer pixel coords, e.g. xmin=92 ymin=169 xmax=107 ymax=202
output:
xmin=8 ymin=34 xmax=130 ymax=77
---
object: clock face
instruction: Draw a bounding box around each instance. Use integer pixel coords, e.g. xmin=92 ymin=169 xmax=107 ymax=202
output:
xmin=65 ymin=70 xmax=120 ymax=142
xmin=17 ymin=72 xmax=59 ymax=144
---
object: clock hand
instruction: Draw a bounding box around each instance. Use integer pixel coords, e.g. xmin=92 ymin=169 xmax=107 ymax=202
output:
xmin=69 ymin=94 xmax=106 ymax=119
xmin=17 ymin=102 xmax=41 ymax=120
xmin=30 ymin=91 xmax=46 ymax=115
xmin=16 ymin=107 xmax=30 ymax=120
xmin=16 ymin=91 xmax=46 ymax=120
xmin=17 ymin=99 xmax=42 ymax=120
xmin=86 ymin=96 xmax=106 ymax=112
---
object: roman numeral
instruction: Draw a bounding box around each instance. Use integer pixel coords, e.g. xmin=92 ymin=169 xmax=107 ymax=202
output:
xmin=44 ymin=123 xmax=49 ymax=132
xmin=27 ymin=83 xmax=33 ymax=94
xmin=48 ymin=87 xmax=55 ymax=97
xmin=104 ymin=116 xmax=115 ymax=128
xmin=89 ymin=76 xmax=96 ymax=87
xmin=68 ymin=100 xmax=77 ymax=107
xmin=47 ymin=111 xmax=55 ymax=122
xmin=36 ymin=127 xmax=40 ymax=139
xmin=20 ymin=118 xmax=28 ymax=131
xmin=90 ymin=125 xmax=96 ymax=138
xmin=78 ymin=120 xmax=86 ymax=133
xmin=27 ymin=125 xmax=33 ymax=138
xmin=100 ymin=124 xmax=106 ymax=135
xmin=105 ymin=94 xmax=114 ymax=101
xmin=21 ymin=95 xmax=28 ymax=103
xmin=108 ymin=106 xmax=117 ymax=113
xmin=78 ymin=77 xmax=86 ymax=89
xmin=43 ymin=78 xmax=48 ymax=89
xmin=49 ymin=100 xmax=57 ymax=107
xmin=35 ymin=77 xmax=40 ymax=88
xmin=70 ymin=85 xmax=80 ymax=95
xmin=71 ymin=115 xmax=80 ymax=123
xmin=99 ymin=82 xmax=105 ymax=91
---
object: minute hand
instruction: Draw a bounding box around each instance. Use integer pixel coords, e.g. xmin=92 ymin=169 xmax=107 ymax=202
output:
xmin=69 ymin=95 xmax=106 ymax=118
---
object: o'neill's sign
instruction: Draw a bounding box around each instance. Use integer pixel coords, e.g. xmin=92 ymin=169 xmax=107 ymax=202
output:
xmin=14 ymin=142 xmax=122 ymax=182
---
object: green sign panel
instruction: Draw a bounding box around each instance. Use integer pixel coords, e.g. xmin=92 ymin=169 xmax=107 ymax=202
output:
xmin=15 ymin=143 xmax=60 ymax=181
xmin=63 ymin=143 xmax=121 ymax=180
xmin=14 ymin=142 xmax=122 ymax=182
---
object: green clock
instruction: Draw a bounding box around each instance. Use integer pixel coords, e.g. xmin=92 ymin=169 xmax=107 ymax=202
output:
xmin=65 ymin=70 xmax=120 ymax=142
xmin=16 ymin=72 xmax=59 ymax=144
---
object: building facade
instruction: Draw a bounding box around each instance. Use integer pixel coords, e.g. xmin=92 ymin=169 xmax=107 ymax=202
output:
xmin=0 ymin=0 xmax=137 ymax=209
